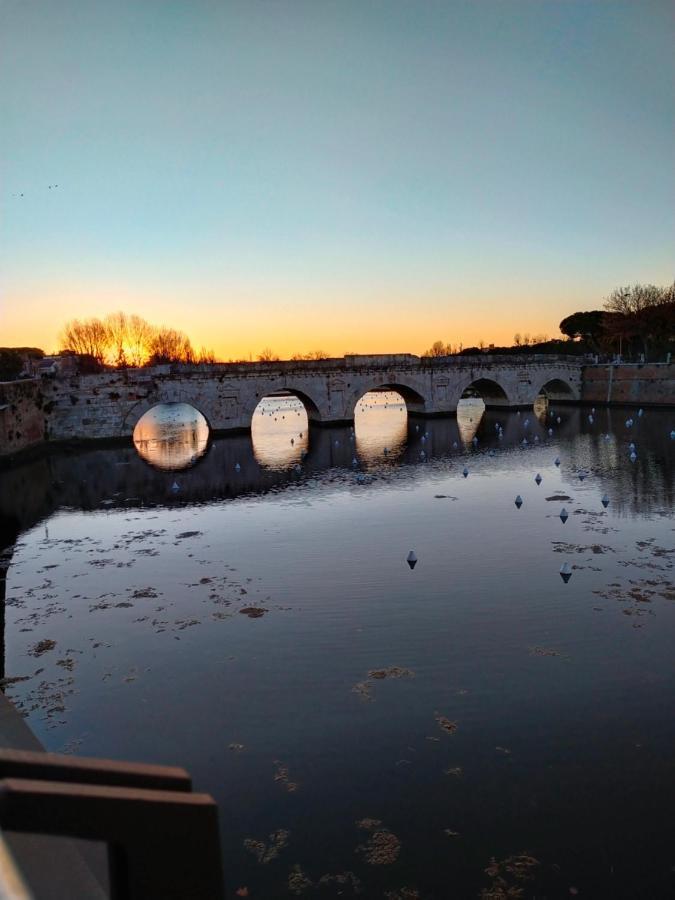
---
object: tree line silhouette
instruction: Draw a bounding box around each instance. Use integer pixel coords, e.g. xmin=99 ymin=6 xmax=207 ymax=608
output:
xmin=2 ymin=281 xmax=673 ymax=382
xmin=59 ymin=313 xmax=216 ymax=368
xmin=422 ymin=281 xmax=674 ymax=361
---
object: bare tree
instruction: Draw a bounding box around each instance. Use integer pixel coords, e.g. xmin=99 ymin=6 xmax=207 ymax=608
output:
xmin=513 ymin=333 xmax=522 ymax=347
xmin=60 ymin=318 xmax=110 ymax=362
xmin=257 ymin=348 xmax=279 ymax=362
xmin=104 ymin=312 xmax=129 ymax=367
xmin=422 ymin=340 xmax=453 ymax=358
xmin=604 ymin=281 xmax=675 ymax=358
xmin=146 ymin=327 xmax=194 ymax=365
xmin=197 ymin=347 xmax=216 ymax=364
xmin=290 ymin=350 xmax=329 ymax=361
xmin=126 ymin=315 xmax=154 ymax=367
xmin=604 ymin=283 xmax=665 ymax=315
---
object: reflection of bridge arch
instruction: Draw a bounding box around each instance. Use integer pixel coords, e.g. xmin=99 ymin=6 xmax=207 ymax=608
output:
xmin=459 ymin=378 xmax=511 ymax=408
xmin=132 ymin=403 xmax=211 ymax=471
xmin=537 ymin=378 xmax=578 ymax=402
xmin=348 ymin=382 xmax=426 ymax=418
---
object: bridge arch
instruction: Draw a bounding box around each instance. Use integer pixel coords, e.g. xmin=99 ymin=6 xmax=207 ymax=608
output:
xmin=347 ymin=382 xmax=427 ymax=419
xmin=250 ymin=387 xmax=323 ymax=424
xmin=122 ymin=395 xmax=214 ymax=436
xmin=458 ymin=377 xmax=511 ymax=408
xmin=537 ymin=377 xmax=578 ymax=402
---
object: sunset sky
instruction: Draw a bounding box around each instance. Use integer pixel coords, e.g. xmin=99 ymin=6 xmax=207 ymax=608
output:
xmin=1 ymin=0 xmax=673 ymax=359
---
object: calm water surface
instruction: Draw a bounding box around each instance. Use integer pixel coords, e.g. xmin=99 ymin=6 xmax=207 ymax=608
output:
xmin=1 ymin=395 xmax=674 ymax=899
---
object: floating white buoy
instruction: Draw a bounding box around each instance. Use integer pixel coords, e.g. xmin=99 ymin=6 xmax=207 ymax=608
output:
xmin=335 ymin=440 xmax=340 ymax=447
xmin=554 ymin=457 xmax=560 ymax=467
xmin=578 ymin=472 xmax=586 ymax=481
xmin=605 ymin=433 xmax=611 ymax=441
xmin=517 ymin=411 xmax=521 ymax=416
xmin=671 ymin=430 xmax=675 ymax=440
xmin=588 ymin=415 xmax=594 ymax=424
xmin=498 ymin=432 xmax=503 ymax=439
xmin=406 ymin=551 xmax=417 ymax=570
xmin=548 ymin=428 xmax=553 ymax=436
xmin=560 ymin=562 xmax=572 ymax=583
xmin=452 ymin=441 xmax=458 ymax=449
xmin=235 ymin=463 xmax=241 ymax=472
xmin=294 ymin=463 xmax=302 ymax=474
xmin=421 ymin=435 xmax=426 ymax=443
xmin=472 ymin=436 xmax=478 ymax=445
xmin=419 ymin=450 xmax=426 ymax=459
xmin=416 ymin=425 xmax=420 ymax=431
xmin=601 ymin=494 xmax=610 ymax=508
xmin=171 ymin=481 xmax=180 ymax=492
xmin=630 ymin=451 xmax=637 ymax=463
xmin=556 ymin=417 xmax=561 ymax=424
xmin=591 ymin=407 xmax=595 ymax=414
xmin=522 ymin=438 xmax=528 ymax=446
xmin=535 ymin=473 xmax=542 ymax=485
xmin=462 ymin=467 xmax=469 ymax=478
xmin=638 ymin=408 xmax=643 ymax=417
xmin=534 ymin=435 xmax=539 ymax=443
xmin=629 ymin=442 xmax=635 ymax=451
xmin=352 ymin=457 xmax=358 ymax=467
xmin=560 ymin=508 xmax=569 ymax=523
xmin=514 ymin=495 xmax=523 ymax=508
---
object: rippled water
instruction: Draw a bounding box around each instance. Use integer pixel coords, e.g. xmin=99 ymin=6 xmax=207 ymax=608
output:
xmin=1 ymin=396 xmax=674 ymax=898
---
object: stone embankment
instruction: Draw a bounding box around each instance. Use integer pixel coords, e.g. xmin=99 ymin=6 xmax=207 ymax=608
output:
xmin=582 ymin=362 xmax=674 ymax=408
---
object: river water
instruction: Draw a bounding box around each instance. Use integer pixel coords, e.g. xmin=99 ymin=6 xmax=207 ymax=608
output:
xmin=1 ymin=395 xmax=673 ymax=899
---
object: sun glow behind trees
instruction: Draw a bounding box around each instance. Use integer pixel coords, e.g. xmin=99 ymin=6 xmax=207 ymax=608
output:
xmin=60 ymin=312 xmax=215 ymax=367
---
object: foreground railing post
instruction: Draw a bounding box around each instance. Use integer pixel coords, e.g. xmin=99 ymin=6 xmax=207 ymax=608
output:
xmin=0 ymin=750 xmax=225 ymax=900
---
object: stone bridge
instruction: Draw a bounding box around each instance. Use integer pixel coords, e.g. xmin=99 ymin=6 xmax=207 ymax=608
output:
xmin=0 ymin=353 xmax=583 ymax=455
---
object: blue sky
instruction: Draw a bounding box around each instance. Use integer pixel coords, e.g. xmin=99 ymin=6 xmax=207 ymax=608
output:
xmin=1 ymin=0 xmax=673 ymax=355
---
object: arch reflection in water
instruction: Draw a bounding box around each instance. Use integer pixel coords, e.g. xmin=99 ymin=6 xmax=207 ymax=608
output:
xmin=354 ymin=390 xmax=407 ymax=462
xmin=133 ymin=403 xmax=210 ymax=471
xmin=533 ymin=395 xmax=549 ymax=422
xmin=456 ymin=397 xmax=485 ymax=446
xmin=252 ymin=396 xmax=309 ymax=470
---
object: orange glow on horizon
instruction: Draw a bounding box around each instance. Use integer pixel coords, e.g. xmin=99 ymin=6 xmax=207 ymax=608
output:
xmin=1 ymin=282 xmax=588 ymax=361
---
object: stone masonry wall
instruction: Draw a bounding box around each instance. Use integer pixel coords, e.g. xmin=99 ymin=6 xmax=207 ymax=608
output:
xmin=0 ymin=380 xmax=45 ymax=458
xmin=582 ymin=363 xmax=675 ymax=407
